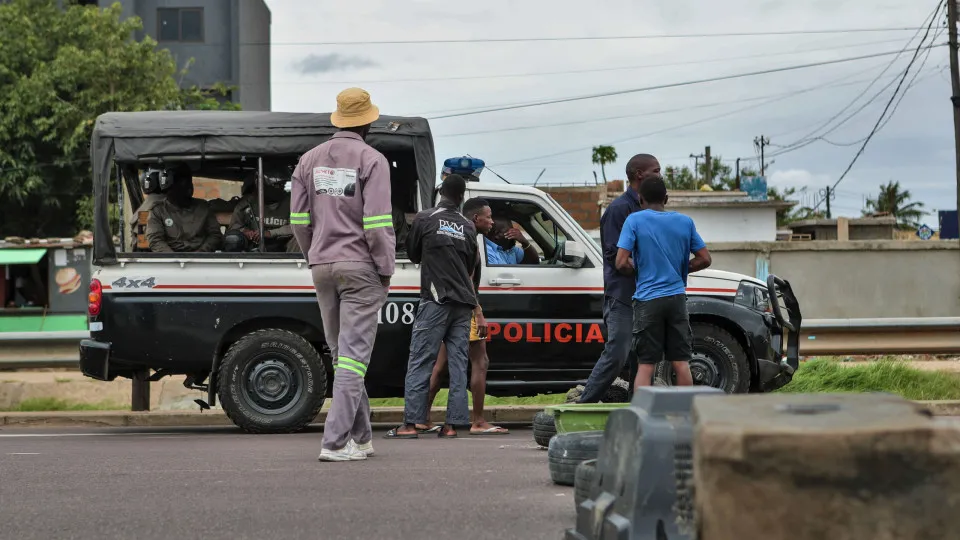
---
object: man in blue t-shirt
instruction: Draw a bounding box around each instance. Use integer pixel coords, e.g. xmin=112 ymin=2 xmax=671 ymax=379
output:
xmin=615 ymin=174 xmax=712 ymax=388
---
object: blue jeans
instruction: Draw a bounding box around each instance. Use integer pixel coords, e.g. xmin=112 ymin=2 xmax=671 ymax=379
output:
xmin=403 ymin=301 xmax=472 ymax=427
xmin=578 ymin=296 xmax=636 ymax=403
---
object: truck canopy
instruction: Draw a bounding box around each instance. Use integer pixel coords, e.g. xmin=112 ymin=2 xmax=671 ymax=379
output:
xmin=90 ymin=111 xmax=436 ymax=265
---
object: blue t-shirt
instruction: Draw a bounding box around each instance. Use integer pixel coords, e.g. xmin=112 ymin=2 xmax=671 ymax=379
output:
xmin=485 ymin=237 xmax=524 ymax=265
xmin=616 ymin=210 xmax=706 ymax=302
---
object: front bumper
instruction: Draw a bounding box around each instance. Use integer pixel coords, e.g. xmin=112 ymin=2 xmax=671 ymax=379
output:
xmin=79 ymin=339 xmax=116 ymax=381
xmin=759 ymin=274 xmax=802 ymax=392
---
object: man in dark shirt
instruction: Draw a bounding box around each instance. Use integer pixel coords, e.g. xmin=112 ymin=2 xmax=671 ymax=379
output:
xmin=577 ymin=154 xmax=661 ymax=403
xmin=387 ymin=174 xmax=484 ymax=439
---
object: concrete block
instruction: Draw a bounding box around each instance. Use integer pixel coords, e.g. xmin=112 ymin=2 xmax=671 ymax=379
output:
xmin=693 ymin=393 xmax=960 ymax=540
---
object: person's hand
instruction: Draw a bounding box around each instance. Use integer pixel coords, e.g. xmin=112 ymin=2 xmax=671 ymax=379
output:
xmin=242 ymin=229 xmax=260 ymax=242
xmin=475 ymin=311 xmax=488 ymax=339
xmin=505 ymin=228 xmax=529 ymax=247
xmin=263 ymin=229 xmax=273 ymax=239
xmin=379 ymin=275 xmax=391 ymax=288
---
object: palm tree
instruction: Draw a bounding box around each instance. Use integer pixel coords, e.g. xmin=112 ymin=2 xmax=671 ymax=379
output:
xmin=863 ymin=181 xmax=925 ymax=229
xmin=591 ymin=145 xmax=618 ymax=183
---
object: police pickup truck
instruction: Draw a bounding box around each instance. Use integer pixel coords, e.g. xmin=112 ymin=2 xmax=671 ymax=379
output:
xmin=80 ymin=111 xmax=801 ymax=434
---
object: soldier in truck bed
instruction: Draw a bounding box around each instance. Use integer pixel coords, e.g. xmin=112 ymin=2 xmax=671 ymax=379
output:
xmin=145 ymin=164 xmax=223 ymax=253
xmin=227 ymin=172 xmax=298 ymax=253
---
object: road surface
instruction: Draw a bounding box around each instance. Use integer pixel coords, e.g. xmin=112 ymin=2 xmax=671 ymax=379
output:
xmin=0 ymin=426 xmax=573 ymax=540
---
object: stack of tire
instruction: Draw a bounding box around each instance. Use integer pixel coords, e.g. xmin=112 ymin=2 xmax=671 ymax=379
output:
xmin=534 ymin=411 xmax=602 ymax=503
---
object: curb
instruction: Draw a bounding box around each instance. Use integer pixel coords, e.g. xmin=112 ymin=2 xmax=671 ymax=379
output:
xmin=0 ymin=405 xmax=545 ymax=429
xmin=2 ymin=402 xmax=959 ymax=429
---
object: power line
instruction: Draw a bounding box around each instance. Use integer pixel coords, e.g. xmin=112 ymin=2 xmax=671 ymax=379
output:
xmin=280 ymin=37 xmax=913 ymax=86
xmin=766 ymin=2 xmax=946 ymax=156
xmin=809 ymin=0 xmax=944 ymax=212
xmin=423 ymin=44 xmax=947 ymax=120
xmin=437 ymin=61 xmax=919 ymax=138
xmin=260 ymin=26 xmax=931 ymax=47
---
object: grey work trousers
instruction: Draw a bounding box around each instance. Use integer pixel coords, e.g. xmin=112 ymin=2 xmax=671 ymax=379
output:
xmin=312 ymin=261 xmax=388 ymax=451
xmin=403 ymin=300 xmax=473 ymax=427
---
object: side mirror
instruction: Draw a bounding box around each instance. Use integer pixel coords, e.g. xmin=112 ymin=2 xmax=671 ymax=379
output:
xmin=561 ymin=240 xmax=586 ymax=268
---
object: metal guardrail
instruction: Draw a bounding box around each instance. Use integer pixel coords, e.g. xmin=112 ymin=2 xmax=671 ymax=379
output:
xmin=797 ymin=317 xmax=960 ymax=356
xmin=0 ymin=318 xmax=958 ymax=369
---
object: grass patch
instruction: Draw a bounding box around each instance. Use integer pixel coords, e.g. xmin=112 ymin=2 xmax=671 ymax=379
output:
xmin=779 ymin=359 xmax=960 ymax=400
xmin=368 ymin=390 xmax=566 ymax=408
xmin=1 ymin=397 xmax=126 ymax=412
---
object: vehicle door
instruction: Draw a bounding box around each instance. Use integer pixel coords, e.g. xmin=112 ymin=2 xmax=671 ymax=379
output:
xmin=465 ymin=189 xmax=605 ymax=392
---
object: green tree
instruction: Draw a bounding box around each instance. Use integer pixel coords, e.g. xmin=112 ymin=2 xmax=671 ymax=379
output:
xmin=591 ymin=145 xmax=618 ymax=183
xmin=696 ymin=157 xmax=736 ymax=190
xmin=862 ymin=180 xmax=925 ymax=229
xmin=663 ymin=165 xmax=696 ymax=190
xmin=0 ymin=0 xmax=238 ymax=237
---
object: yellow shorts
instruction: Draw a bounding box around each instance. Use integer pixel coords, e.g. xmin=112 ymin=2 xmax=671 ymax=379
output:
xmin=469 ymin=313 xmax=483 ymax=342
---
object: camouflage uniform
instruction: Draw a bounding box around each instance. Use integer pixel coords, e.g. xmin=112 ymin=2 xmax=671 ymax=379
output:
xmin=146 ymin=198 xmax=224 ymax=253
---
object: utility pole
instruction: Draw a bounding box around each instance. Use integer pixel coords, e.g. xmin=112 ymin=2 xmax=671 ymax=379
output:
xmin=704 ymin=146 xmax=712 ymax=189
xmin=819 ymin=186 xmax=834 ymax=219
xmin=754 ymin=135 xmax=770 ymax=176
xmin=949 ymin=0 xmax=960 ymax=239
xmin=735 ymin=157 xmax=741 ymax=190
xmin=689 ymin=152 xmax=704 ymax=189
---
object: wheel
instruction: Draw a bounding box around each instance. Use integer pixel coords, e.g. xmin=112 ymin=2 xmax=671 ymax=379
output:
xmin=653 ymin=323 xmax=751 ymax=394
xmin=217 ymin=329 xmax=327 ymax=434
xmin=533 ymin=411 xmax=557 ymax=448
xmin=547 ymin=431 xmax=604 ymax=486
xmin=574 ymin=459 xmax=598 ymax=507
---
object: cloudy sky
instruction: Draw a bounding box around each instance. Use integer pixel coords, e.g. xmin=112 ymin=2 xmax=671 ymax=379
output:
xmin=265 ymin=0 xmax=955 ymax=226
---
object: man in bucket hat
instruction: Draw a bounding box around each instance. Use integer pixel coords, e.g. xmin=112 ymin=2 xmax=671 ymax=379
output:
xmin=291 ymin=87 xmax=395 ymax=462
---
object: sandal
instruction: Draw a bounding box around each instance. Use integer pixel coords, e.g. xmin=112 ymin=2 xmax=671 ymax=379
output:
xmin=469 ymin=425 xmax=510 ymax=436
xmin=384 ymin=426 xmax=418 ymax=439
xmin=416 ymin=425 xmax=441 ymax=434
xmin=438 ymin=428 xmax=458 ymax=439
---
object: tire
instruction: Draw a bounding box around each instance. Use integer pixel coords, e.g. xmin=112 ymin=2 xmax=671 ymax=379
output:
xmin=574 ymin=459 xmax=598 ymax=506
xmin=548 ymin=431 xmax=604 ymax=486
xmin=217 ymin=329 xmax=327 ymax=434
xmin=601 ymin=378 xmax=630 ymax=403
xmin=654 ymin=323 xmax=751 ymax=394
xmin=533 ymin=411 xmax=557 ymax=448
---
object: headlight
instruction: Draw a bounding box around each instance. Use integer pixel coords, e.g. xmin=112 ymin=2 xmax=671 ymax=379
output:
xmin=735 ymin=281 xmax=771 ymax=313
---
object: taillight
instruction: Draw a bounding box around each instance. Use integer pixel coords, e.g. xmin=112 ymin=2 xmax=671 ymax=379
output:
xmin=88 ymin=278 xmax=102 ymax=317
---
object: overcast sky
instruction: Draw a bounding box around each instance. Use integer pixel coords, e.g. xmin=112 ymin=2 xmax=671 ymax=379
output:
xmin=265 ymin=0 xmax=956 ymax=227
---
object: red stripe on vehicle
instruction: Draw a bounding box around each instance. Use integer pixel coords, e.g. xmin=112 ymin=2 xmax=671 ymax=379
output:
xmin=686 ymin=287 xmax=737 ymax=293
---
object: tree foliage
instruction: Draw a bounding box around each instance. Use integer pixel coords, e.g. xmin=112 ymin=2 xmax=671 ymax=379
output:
xmin=0 ymin=0 xmax=238 ymax=237
xmin=591 ymin=145 xmax=618 ymax=183
xmin=863 ymin=180 xmax=925 ymax=230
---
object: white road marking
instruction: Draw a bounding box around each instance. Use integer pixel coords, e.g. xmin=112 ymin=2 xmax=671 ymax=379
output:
xmin=7 ymin=452 xmax=41 ymax=455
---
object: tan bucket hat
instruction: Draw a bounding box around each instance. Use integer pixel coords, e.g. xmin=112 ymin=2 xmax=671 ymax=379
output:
xmin=330 ymin=87 xmax=380 ymax=128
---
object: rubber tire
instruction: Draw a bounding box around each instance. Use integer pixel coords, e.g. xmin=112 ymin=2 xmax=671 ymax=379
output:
xmin=217 ymin=329 xmax=327 ymax=434
xmin=533 ymin=411 xmax=557 ymax=447
xmin=654 ymin=323 xmax=751 ymax=394
xmin=601 ymin=378 xmax=630 ymax=403
xmin=574 ymin=459 xmax=598 ymax=507
xmin=548 ymin=431 xmax=604 ymax=486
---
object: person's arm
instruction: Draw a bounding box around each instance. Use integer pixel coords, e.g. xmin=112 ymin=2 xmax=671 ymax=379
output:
xmin=406 ymin=215 xmax=424 ymax=265
xmin=504 ymin=227 xmax=539 ymax=264
xmin=228 ymin=203 xmax=247 ymax=232
xmin=145 ymin=209 xmax=174 ymax=253
xmin=688 ymin=222 xmax=711 ymax=273
xmin=469 ymin=230 xmax=487 ymax=338
xmin=289 ymin=160 xmax=312 ymax=257
xmin=601 ymin=204 xmax=628 ymax=269
xmin=615 ymin=248 xmax=634 ymax=275
xmin=361 ymin=155 xmax=397 ymax=282
xmin=615 ymin=215 xmax=638 ymax=276
xmin=198 ymin=206 xmax=224 ymax=252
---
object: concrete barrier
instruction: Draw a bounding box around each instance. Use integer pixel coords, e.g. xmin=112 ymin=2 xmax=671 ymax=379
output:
xmin=708 ymin=240 xmax=960 ymax=319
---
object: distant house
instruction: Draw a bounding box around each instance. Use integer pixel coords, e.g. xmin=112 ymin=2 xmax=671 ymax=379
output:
xmin=788 ymin=216 xmax=897 ymax=241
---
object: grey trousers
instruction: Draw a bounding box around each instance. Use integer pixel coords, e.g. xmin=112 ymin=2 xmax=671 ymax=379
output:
xmin=403 ymin=300 xmax=472 ymax=427
xmin=312 ymin=261 xmax=388 ymax=451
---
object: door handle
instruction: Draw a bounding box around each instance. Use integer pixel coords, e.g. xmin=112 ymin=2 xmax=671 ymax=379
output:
xmin=489 ymin=278 xmax=522 ymax=286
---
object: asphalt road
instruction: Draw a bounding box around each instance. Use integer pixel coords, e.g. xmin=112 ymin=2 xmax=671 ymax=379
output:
xmin=0 ymin=426 xmax=573 ymax=540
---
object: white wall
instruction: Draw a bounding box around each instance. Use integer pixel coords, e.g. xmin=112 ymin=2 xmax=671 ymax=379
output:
xmin=677 ymin=207 xmax=778 ymax=242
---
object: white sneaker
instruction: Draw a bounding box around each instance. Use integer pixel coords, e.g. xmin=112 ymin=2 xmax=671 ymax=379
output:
xmin=318 ymin=440 xmax=367 ymax=462
xmin=355 ymin=440 xmax=375 ymax=457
